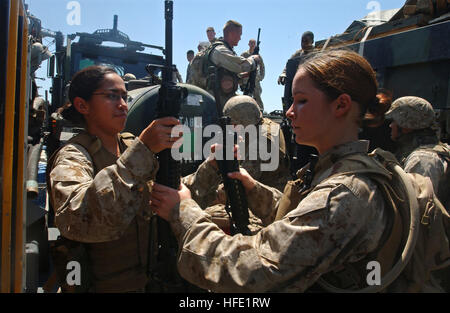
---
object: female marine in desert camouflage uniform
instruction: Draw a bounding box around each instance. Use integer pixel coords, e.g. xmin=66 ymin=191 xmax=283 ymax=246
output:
xmin=48 ymin=65 xmax=180 ymax=292
xmin=149 ymin=50 xmax=438 ymax=292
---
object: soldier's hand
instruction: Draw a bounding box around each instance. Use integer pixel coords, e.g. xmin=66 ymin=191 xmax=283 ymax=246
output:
xmin=227 ymin=168 xmax=257 ymax=193
xmin=150 ymin=183 xmax=191 ymax=221
xmin=208 ymin=143 xmax=241 ymax=169
xmin=139 ymin=117 xmax=183 ymax=153
xmin=277 ymin=75 xmax=286 ymax=85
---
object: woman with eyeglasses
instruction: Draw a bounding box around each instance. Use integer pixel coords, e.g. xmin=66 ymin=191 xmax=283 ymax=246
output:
xmin=47 ymin=65 xmax=181 ymax=292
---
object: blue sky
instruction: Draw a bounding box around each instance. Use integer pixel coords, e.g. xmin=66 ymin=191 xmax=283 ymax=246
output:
xmin=28 ymin=0 xmax=406 ymax=113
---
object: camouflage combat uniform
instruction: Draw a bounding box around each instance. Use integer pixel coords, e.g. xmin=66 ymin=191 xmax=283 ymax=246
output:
xmin=171 ymin=140 xmax=397 ymax=292
xmin=395 ymin=129 xmax=449 ymax=200
xmin=208 ymin=39 xmax=258 ymax=107
xmin=386 ymin=96 xmax=450 ymax=207
xmin=385 ymin=96 xmax=450 ymax=292
xmin=48 ymin=132 xmax=158 ymax=292
xmin=240 ymin=50 xmax=265 ymax=110
xmin=182 ymin=116 xmax=290 ymax=234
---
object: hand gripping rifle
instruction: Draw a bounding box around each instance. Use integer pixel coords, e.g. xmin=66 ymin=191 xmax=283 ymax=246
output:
xmin=148 ymin=0 xmax=189 ymax=292
xmin=243 ymin=28 xmax=261 ymax=97
xmin=209 ymin=67 xmax=251 ymax=236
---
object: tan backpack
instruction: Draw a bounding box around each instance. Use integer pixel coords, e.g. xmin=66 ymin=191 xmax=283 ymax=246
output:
xmin=318 ymin=149 xmax=450 ymax=292
xmin=188 ymin=42 xmax=222 ymax=89
xmin=273 ymin=148 xmax=450 ymax=292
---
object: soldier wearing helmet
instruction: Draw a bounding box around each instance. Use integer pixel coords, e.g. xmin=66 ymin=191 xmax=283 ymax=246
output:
xmin=222 ymin=95 xmax=289 ymax=191
xmin=122 ymin=73 xmax=136 ymax=81
xmin=182 ymin=95 xmax=290 ymax=233
xmin=386 ymin=96 xmax=449 ymax=210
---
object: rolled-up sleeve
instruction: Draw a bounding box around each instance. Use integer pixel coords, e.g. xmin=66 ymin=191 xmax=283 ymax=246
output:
xmin=50 ymin=138 xmax=158 ymax=243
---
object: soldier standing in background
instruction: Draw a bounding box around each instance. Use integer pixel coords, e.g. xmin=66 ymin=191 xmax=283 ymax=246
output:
xmin=149 ymin=49 xmax=449 ymax=293
xmin=197 ymin=41 xmax=209 ymax=52
xmin=47 ymin=66 xmax=181 ymax=292
xmin=185 ymin=50 xmax=195 ymax=83
xmin=173 ymin=65 xmax=183 ymax=83
xmin=386 ymin=96 xmax=450 ymax=209
xmin=206 ymin=26 xmax=217 ymax=44
xmin=277 ymin=31 xmax=315 ymax=86
xmin=206 ymin=20 xmax=260 ymax=108
xmin=241 ymin=39 xmax=265 ymax=110
xmin=386 ymin=96 xmax=450 ymax=292
xmin=182 ymin=95 xmax=289 ymax=210
xmin=279 ymin=31 xmax=318 ymax=175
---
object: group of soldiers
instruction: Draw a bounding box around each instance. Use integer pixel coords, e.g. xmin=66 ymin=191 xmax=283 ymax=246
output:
xmin=45 ymin=17 xmax=450 ymax=294
xmin=185 ymin=22 xmax=265 ymax=110
xmin=179 ymin=20 xmax=450 ymax=291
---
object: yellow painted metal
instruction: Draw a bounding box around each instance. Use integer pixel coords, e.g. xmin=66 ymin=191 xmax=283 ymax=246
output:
xmin=1 ymin=0 xmax=19 ymax=293
xmin=13 ymin=0 xmax=28 ymax=293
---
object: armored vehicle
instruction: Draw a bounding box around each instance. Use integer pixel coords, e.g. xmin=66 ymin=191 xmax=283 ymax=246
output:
xmin=281 ymin=1 xmax=450 ymax=176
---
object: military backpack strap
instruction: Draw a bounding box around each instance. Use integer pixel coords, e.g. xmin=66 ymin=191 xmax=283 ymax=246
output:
xmin=203 ymin=41 xmax=224 ymax=74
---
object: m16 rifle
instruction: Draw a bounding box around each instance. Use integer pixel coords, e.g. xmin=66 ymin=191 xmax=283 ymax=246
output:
xmin=147 ymin=0 xmax=191 ymax=292
xmin=243 ymin=28 xmax=261 ymax=98
xmin=209 ymin=67 xmax=251 ymax=236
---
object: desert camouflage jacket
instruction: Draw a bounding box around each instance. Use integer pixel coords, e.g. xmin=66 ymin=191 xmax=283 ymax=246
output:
xmin=171 ymin=140 xmax=390 ymax=292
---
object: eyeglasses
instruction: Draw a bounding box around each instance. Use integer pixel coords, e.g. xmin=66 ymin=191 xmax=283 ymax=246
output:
xmin=92 ymin=92 xmax=128 ymax=102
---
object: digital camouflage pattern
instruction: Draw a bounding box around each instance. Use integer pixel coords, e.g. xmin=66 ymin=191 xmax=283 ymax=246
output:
xmin=404 ymin=147 xmax=449 ymax=194
xmin=49 ymin=138 xmax=158 ymax=243
xmin=204 ymin=204 xmax=264 ymax=235
xmin=209 ymin=42 xmax=258 ymax=76
xmin=207 ymin=41 xmax=258 ymax=107
xmin=394 ymin=128 xmax=450 ymax=213
xmin=385 ymin=96 xmax=436 ymax=129
xmin=223 ymin=95 xmax=262 ymax=127
xmin=169 ymin=141 xmax=396 ymax=292
xmin=183 ymin=116 xmax=290 ymax=210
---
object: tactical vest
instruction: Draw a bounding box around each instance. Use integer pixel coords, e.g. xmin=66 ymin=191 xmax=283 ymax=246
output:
xmin=47 ymin=131 xmax=151 ymax=292
xmin=207 ymin=40 xmax=240 ymax=104
xmin=189 ymin=41 xmax=222 ymax=90
xmin=274 ymin=149 xmax=450 ymax=292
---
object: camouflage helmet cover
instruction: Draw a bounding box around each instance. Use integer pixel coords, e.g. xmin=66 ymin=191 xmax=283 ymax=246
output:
xmin=123 ymin=73 xmax=136 ymax=81
xmin=223 ymin=95 xmax=262 ymax=127
xmin=385 ymin=96 xmax=436 ymax=129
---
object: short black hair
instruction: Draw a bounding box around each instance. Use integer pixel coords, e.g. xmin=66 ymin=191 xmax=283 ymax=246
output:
xmin=302 ymin=31 xmax=314 ymax=42
xmin=187 ymin=50 xmax=195 ymax=55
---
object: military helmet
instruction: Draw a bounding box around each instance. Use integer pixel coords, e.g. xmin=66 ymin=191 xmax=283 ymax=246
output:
xmin=385 ymin=96 xmax=436 ymax=129
xmin=122 ymin=73 xmax=136 ymax=81
xmin=223 ymin=95 xmax=262 ymax=127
